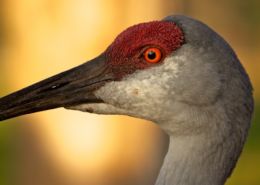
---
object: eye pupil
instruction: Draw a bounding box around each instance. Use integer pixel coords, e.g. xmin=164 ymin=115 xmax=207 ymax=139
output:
xmin=144 ymin=47 xmax=162 ymax=63
xmin=147 ymin=51 xmax=156 ymax=60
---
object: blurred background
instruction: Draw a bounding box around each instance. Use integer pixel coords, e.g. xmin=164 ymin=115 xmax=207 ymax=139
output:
xmin=0 ymin=0 xmax=259 ymax=185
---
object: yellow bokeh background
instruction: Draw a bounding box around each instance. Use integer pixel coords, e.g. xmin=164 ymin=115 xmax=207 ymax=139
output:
xmin=0 ymin=0 xmax=259 ymax=185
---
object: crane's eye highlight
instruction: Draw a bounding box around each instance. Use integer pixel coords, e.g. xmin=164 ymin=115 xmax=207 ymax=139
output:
xmin=144 ymin=48 xmax=162 ymax=63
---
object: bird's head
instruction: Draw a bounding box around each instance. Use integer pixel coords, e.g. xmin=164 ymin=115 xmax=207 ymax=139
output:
xmin=0 ymin=15 xmax=253 ymax=135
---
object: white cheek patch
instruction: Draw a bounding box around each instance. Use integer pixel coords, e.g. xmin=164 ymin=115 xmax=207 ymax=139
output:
xmin=125 ymin=56 xmax=180 ymax=97
xmin=93 ymin=56 xmax=180 ymax=121
xmin=163 ymin=56 xmax=183 ymax=73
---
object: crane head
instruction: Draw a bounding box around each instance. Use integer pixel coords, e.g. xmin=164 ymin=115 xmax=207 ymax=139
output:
xmin=0 ymin=15 xmax=253 ymax=135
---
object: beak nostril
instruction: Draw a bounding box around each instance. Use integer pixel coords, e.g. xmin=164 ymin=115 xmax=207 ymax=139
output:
xmin=40 ymin=81 xmax=71 ymax=93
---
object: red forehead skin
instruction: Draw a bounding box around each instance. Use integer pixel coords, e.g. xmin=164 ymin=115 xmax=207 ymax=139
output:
xmin=105 ymin=21 xmax=184 ymax=80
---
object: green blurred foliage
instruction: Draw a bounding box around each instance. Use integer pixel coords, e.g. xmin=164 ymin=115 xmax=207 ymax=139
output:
xmin=246 ymin=104 xmax=260 ymax=151
xmin=226 ymin=103 xmax=260 ymax=185
xmin=235 ymin=0 xmax=260 ymax=29
xmin=233 ymin=0 xmax=260 ymax=49
xmin=0 ymin=121 xmax=16 ymax=185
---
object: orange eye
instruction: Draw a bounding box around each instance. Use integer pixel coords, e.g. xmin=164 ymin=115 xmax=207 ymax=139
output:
xmin=144 ymin=48 xmax=162 ymax=63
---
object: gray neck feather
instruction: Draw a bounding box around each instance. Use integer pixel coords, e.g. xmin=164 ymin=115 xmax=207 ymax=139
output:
xmin=155 ymin=135 xmax=225 ymax=185
xmin=155 ymin=120 xmax=240 ymax=185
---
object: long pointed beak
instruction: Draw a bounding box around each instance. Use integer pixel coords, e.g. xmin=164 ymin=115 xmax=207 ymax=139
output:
xmin=0 ymin=54 xmax=114 ymax=121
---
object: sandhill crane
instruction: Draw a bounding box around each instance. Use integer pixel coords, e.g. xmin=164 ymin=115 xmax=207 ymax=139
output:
xmin=0 ymin=15 xmax=254 ymax=185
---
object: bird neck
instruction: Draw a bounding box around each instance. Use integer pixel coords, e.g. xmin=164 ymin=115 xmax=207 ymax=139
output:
xmin=155 ymin=133 xmax=233 ymax=185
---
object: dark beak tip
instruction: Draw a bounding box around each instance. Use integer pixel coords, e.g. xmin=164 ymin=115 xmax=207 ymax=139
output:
xmin=0 ymin=54 xmax=112 ymax=121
